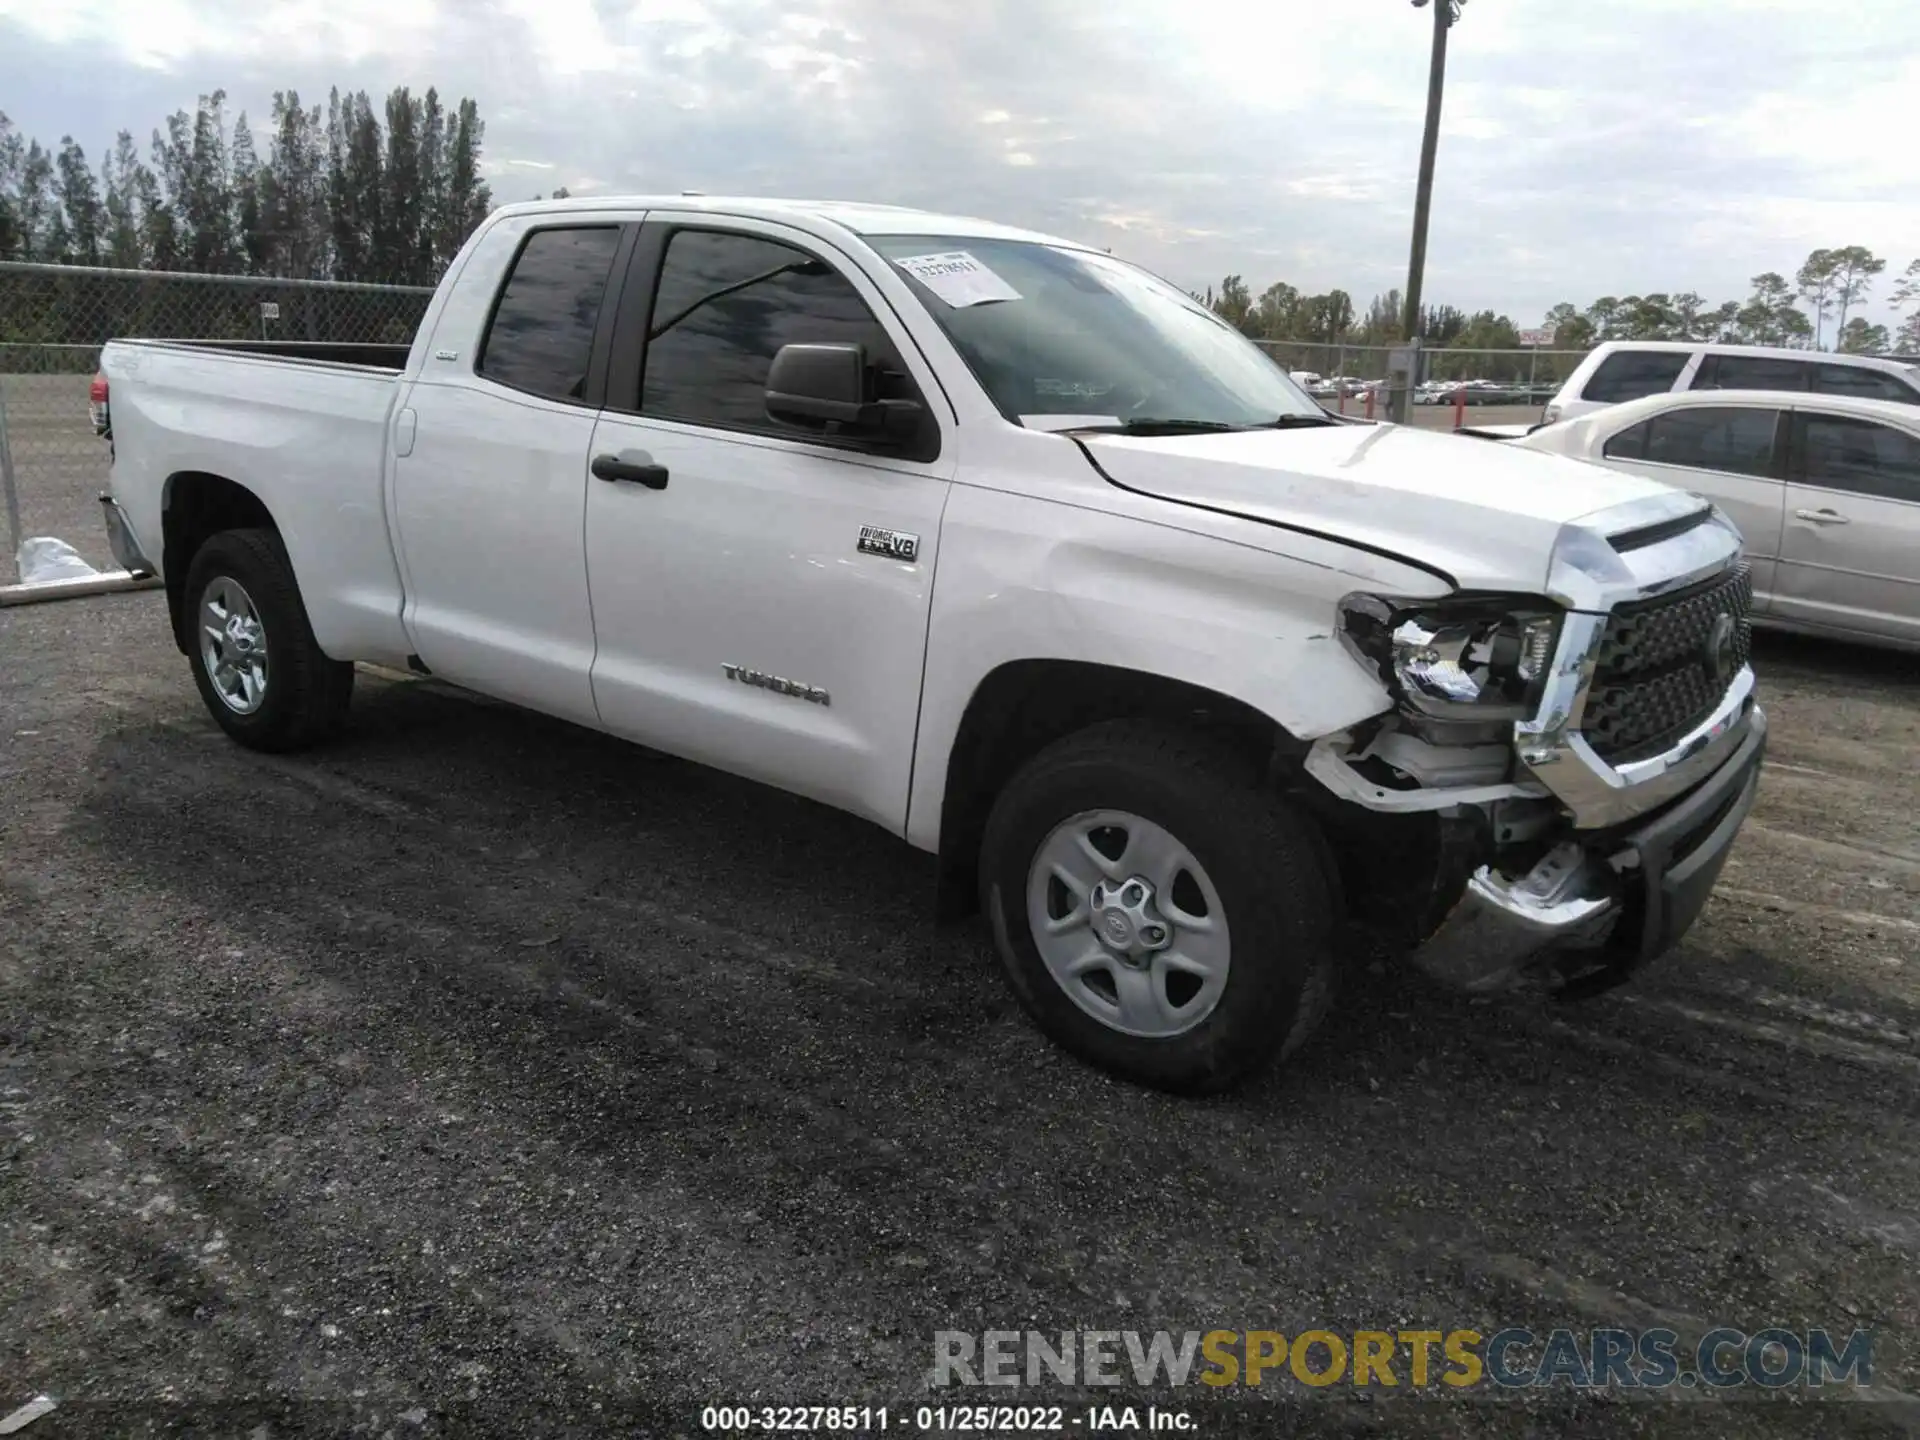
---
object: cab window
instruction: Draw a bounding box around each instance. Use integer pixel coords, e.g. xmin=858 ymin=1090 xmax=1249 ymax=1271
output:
xmin=476 ymin=226 xmax=623 ymax=402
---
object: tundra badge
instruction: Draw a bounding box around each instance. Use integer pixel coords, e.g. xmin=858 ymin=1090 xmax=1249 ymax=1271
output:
xmin=723 ymin=664 xmax=830 ymax=707
xmin=857 ymin=525 xmax=920 ymax=563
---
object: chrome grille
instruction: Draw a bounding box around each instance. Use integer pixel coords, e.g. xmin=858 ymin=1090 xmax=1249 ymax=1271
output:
xmin=1581 ymin=563 xmax=1753 ymax=765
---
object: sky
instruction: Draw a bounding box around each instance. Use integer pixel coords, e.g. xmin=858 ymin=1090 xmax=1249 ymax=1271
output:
xmin=2 ymin=0 xmax=1917 ymax=330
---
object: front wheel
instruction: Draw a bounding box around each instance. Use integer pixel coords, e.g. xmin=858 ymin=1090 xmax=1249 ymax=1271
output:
xmin=183 ymin=527 xmax=354 ymax=752
xmin=979 ymin=720 xmax=1336 ymax=1094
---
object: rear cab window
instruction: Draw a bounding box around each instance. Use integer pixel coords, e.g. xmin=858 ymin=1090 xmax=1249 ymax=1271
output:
xmin=1581 ymin=350 xmax=1690 ymax=403
xmin=476 ymin=225 xmax=625 ymax=402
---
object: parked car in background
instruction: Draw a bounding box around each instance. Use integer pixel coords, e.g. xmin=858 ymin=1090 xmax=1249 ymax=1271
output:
xmin=1415 ymin=379 xmax=1541 ymax=407
xmin=1517 ymin=388 xmax=1920 ymax=652
xmin=1543 ymin=340 xmax=1920 ymax=424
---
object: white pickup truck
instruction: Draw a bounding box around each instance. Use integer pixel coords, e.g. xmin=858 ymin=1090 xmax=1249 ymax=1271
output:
xmin=92 ymin=195 xmax=1767 ymax=1092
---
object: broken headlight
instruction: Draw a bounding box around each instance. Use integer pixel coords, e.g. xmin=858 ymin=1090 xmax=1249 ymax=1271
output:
xmin=1338 ymin=593 xmax=1562 ymax=735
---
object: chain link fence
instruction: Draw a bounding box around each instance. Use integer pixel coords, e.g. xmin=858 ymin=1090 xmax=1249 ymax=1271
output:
xmin=0 ymin=261 xmax=433 ymax=585
xmin=1251 ymin=343 xmax=1582 ymax=395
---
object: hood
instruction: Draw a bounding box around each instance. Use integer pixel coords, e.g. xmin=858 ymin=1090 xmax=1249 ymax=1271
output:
xmin=1078 ymin=420 xmax=1702 ymax=594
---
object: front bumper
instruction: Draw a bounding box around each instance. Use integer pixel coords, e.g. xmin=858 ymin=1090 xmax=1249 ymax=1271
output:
xmin=1409 ymin=702 xmax=1766 ymax=992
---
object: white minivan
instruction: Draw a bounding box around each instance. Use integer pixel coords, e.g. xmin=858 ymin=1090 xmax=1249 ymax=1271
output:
xmin=1543 ymin=340 xmax=1920 ymax=424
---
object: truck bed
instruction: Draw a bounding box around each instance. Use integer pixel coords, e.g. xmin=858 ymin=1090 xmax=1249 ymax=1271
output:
xmin=132 ymin=338 xmax=413 ymax=371
xmin=100 ymin=334 xmax=415 ymax=666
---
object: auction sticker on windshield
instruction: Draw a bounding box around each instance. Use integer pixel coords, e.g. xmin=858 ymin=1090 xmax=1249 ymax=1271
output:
xmin=893 ymin=251 xmax=1022 ymax=307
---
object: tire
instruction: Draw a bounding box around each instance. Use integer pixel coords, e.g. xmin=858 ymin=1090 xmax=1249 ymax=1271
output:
xmin=979 ymin=719 xmax=1336 ymax=1094
xmin=182 ymin=527 xmax=354 ymax=752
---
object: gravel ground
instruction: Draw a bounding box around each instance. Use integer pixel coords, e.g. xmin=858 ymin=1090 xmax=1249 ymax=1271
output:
xmin=3 ymin=589 xmax=1918 ymax=1439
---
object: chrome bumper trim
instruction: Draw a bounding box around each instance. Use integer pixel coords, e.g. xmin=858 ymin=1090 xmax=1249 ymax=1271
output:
xmin=1406 ymin=840 xmax=1619 ymax=992
xmin=99 ymin=493 xmax=156 ymax=578
xmin=1408 ymin=709 xmax=1767 ymax=993
xmin=1523 ymin=664 xmax=1759 ymax=831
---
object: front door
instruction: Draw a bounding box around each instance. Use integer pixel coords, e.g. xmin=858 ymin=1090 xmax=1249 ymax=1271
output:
xmin=583 ymin=217 xmax=956 ymax=833
xmin=1775 ymin=408 xmax=1920 ymax=646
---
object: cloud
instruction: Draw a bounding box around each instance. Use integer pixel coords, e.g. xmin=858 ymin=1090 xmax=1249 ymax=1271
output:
xmin=2 ymin=0 xmax=1918 ymax=327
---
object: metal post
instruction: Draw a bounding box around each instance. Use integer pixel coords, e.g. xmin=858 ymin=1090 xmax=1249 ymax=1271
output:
xmin=0 ymin=379 xmax=20 ymax=586
xmin=1391 ymin=0 xmax=1455 ymax=424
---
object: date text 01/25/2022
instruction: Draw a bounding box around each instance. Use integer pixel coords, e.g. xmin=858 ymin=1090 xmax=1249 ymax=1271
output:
xmin=699 ymin=1404 xmax=1196 ymax=1432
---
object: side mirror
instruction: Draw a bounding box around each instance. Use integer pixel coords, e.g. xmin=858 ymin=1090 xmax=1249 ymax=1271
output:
xmin=765 ymin=342 xmax=922 ymax=441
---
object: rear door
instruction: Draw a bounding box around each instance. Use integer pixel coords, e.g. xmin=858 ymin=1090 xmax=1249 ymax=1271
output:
xmin=389 ymin=216 xmax=635 ymax=725
xmin=1774 ymin=408 xmax=1920 ymax=645
xmin=580 ymin=215 xmax=957 ymax=832
xmin=1597 ymin=402 xmax=1787 ymax=608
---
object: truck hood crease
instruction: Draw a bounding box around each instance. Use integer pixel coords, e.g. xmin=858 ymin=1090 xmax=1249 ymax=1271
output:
xmin=1076 ymin=422 xmax=1697 ymax=595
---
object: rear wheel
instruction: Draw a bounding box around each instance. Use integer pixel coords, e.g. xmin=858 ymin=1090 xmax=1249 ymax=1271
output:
xmin=979 ymin=720 xmax=1336 ymax=1094
xmin=183 ymin=528 xmax=353 ymax=752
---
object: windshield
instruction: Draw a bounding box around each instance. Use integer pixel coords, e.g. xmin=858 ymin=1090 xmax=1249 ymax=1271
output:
xmin=867 ymin=235 xmax=1324 ymax=429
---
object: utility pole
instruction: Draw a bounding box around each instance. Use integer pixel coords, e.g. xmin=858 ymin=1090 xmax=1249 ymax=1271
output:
xmin=1389 ymin=0 xmax=1462 ymax=423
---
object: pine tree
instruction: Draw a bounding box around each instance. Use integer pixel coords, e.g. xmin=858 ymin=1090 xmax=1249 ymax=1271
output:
xmin=380 ymin=87 xmax=424 ymax=284
xmin=263 ymin=91 xmax=326 ymax=278
xmin=4 ymin=85 xmax=493 ymax=277
xmin=150 ymin=108 xmax=193 ymax=270
xmin=418 ymin=88 xmax=447 ymax=283
xmin=325 ymin=87 xmax=349 ymax=278
xmin=441 ymin=97 xmax=491 ymax=270
xmin=232 ymin=114 xmax=269 ymax=273
xmin=102 ymin=130 xmax=148 ymax=267
xmin=15 ymin=140 xmax=55 ymax=261
xmin=54 ymin=137 xmax=105 ymax=264
xmin=0 ymin=112 xmax=25 ymax=259
xmin=327 ymin=89 xmax=384 ymax=281
xmin=137 ymin=165 xmax=180 ymax=271
xmin=184 ymin=90 xmax=238 ymax=272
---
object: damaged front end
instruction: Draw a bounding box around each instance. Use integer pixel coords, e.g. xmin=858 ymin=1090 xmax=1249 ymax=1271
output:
xmin=1303 ymin=492 xmax=1766 ymax=995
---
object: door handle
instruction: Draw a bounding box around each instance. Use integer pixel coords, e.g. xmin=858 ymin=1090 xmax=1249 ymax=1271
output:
xmin=1793 ymin=507 xmax=1848 ymax=525
xmin=591 ymin=453 xmax=669 ymax=489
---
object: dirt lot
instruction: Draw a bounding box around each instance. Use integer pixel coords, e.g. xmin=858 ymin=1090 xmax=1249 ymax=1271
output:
xmin=3 ymin=583 xmax=1919 ymax=1438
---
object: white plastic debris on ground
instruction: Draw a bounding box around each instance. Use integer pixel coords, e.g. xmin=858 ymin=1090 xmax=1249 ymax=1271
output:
xmin=0 ymin=1394 xmax=59 ymax=1434
xmin=15 ymin=537 xmax=100 ymax=585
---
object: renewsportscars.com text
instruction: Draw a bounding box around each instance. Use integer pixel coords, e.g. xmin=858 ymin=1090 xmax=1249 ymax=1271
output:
xmin=932 ymin=1327 xmax=1874 ymax=1391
